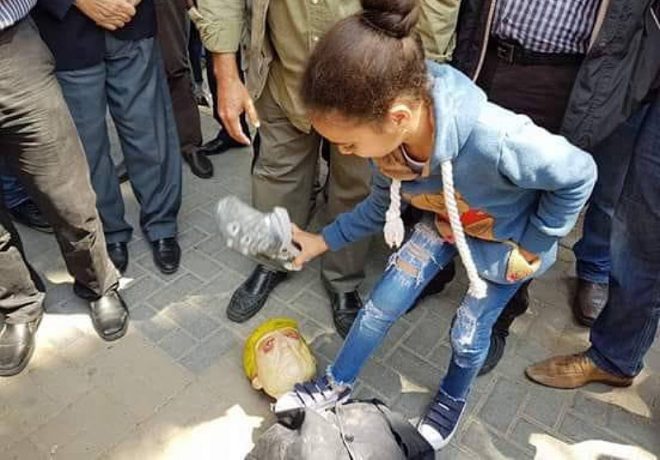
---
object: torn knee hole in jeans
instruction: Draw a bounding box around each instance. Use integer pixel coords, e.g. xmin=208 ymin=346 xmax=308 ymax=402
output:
xmin=453 ymin=305 xmax=477 ymax=349
xmin=387 ymin=242 xmax=434 ymax=287
xmin=361 ymin=299 xmax=398 ymax=324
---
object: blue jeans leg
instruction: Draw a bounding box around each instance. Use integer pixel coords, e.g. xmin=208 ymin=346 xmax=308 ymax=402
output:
xmin=329 ymin=221 xmax=457 ymax=385
xmin=56 ymin=62 xmax=133 ymax=244
xmin=587 ymin=96 xmax=660 ymax=378
xmin=105 ymin=36 xmax=182 ymax=242
xmin=573 ymin=107 xmax=647 ymax=284
xmin=0 ymin=172 xmax=30 ymax=210
xmin=441 ymin=281 xmax=520 ymax=399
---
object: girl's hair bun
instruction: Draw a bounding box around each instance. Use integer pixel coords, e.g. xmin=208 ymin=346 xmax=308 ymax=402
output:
xmin=360 ymin=0 xmax=419 ymax=39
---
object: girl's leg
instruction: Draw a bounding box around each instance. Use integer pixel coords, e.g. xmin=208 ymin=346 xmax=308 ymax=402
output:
xmin=274 ymin=221 xmax=456 ymax=413
xmin=419 ymin=281 xmax=521 ymax=449
xmin=330 ymin=222 xmax=457 ymax=385
xmin=443 ymin=281 xmax=522 ymax=398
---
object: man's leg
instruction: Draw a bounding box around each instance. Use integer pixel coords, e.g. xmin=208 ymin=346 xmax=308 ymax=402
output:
xmin=571 ymin=108 xmax=645 ymax=326
xmin=198 ymin=47 xmax=245 ymax=156
xmin=0 ymin=19 xmax=126 ymax=351
xmin=526 ymin=95 xmax=660 ymax=388
xmin=320 ymin=144 xmax=371 ymax=336
xmin=0 ymin=166 xmax=51 ymax=233
xmin=0 ymin=170 xmax=29 ymax=210
xmin=226 ymin=86 xmax=320 ymax=323
xmin=587 ymin=96 xmax=660 ymax=378
xmin=154 ymin=0 xmax=212 ymax=179
xmin=55 ymin=63 xmax=134 ymax=247
xmin=104 ymin=35 xmax=183 ymax=274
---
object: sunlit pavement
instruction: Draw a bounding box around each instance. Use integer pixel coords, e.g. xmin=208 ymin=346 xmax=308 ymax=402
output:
xmin=1 ymin=111 xmax=658 ymax=460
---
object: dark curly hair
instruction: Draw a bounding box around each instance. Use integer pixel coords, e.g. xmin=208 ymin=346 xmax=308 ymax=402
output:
xmin=301 ymin=0 xmax=428 ymax=122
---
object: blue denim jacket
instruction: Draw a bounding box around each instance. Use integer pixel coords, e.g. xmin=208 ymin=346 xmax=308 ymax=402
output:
xmin=322 ymin=62 xmax=597 ymax=284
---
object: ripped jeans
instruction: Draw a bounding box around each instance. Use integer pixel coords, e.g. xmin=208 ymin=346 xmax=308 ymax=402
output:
xmin=328 ymin=221 xmax=522 ymax=401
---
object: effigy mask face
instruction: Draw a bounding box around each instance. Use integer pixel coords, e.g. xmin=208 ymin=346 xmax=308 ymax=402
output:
xmin=251 ymin=327 xmax=316 ymax=398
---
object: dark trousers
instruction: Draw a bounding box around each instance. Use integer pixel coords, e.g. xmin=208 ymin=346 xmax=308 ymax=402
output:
xmin=56 ymin=36 xmax=182 ymax=245
xmin=0 ymin=168 xmax=29 ymax=210
xmin=0 ymin=19 xmax=119 ymax=324
xmin=188 ymin=25 xmax=204 ymax=84
xmin=476 ymin=44 xmax=581 ymax=134
xmin=587 ymin=95 xmax=660 ymax=377
xmin=155 ymin=0 xmax=202 ymax=156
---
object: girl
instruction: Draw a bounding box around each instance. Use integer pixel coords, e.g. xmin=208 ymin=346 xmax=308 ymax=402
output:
xmin=274 ymin=0 xmax=597 ymax=450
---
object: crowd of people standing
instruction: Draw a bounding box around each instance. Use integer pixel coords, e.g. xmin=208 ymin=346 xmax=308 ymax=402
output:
xmin=0 ymin=0 xmax=658 ymax=452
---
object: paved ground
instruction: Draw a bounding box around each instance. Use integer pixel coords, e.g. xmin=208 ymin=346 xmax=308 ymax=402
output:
xmin=1 ymin=111 xmax=658 ymax=460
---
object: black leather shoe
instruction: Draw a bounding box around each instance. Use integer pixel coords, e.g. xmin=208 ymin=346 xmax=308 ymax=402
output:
xmin=407 ymin=260 xmax=456 ymax=315
xmin=479 ymin=281 xmax=531 ymax=376
xmin=572 ymin=280 xmax=608 ymax=327
xmin=227 ymin=265 xmax=287 ymax=322
xmin=89 ymin=290 xmax=129 ymax=341
xmin=151 ymin=237 xmax=181 ymax=275
xmin=8 ymin=199 xmax=53 ymax=233
xmin=198 ymin=131 xmax=243 ymax=156
xmin=0 ymin=316 xmax=41 ymax=377
xmin=107 ymin=242 xmax=128 ymax=274
xmin=328 ymin=290 xmax=363 ymax=339
xmin=184 ymin=149 xmax=214 ymax=179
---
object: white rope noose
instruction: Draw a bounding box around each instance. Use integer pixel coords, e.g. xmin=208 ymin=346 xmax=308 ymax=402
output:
xmin=441 ymin=161 xmax=488 ymax=299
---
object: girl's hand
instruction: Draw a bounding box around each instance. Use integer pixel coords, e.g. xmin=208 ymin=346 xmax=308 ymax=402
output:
xmin=518 ymin=246 xmax=539 ymax=265
xmin=291 ymin=225 xmax=329 ymax=268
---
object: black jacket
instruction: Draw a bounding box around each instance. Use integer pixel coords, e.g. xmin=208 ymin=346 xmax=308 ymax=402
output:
xmin=452 ymin=0 xmax=660 ymax=150
xmin=31 ymin=0 xmax=156 ymax=71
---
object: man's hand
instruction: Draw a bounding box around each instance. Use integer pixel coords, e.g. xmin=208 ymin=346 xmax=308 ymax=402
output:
xmin=213 ymin=53 xmax=260 ymax=145
xmin=291 ymin=225 xmax=329 ymax=269
xmin=74 ymin=0 xmax=136 ymax=31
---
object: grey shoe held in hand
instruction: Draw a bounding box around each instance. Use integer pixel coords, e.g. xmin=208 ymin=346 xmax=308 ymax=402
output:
xmin=216 ymin=196 xmax=301 ymax=271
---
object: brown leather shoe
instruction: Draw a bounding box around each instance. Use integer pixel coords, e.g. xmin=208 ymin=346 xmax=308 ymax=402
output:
xmin=525 ymin=352 xmax=633 ymax=389
xmin=572 ymin=280 xmax=608 ymax=327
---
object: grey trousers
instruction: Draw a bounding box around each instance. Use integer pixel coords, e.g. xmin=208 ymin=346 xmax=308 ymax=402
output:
xmin=154 ymin=0 xmax=203 ymax=156
xmin=0 ymin=19 xmax=119 ymax=324
xmin=253 ymin=86 xmax=371 ymax=293
xmin=56 ymin=36 xmax=182 ymax=244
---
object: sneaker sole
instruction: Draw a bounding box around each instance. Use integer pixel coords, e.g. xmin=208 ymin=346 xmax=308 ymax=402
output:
xmin=273 ymin=392 xmax=351 ymax=417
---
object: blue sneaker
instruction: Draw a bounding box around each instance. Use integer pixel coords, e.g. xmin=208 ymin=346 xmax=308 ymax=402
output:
xmin=273 ymin=375 xmax=352 ymax=415
xmin=417 ymin=389 xmax=466 ymax=450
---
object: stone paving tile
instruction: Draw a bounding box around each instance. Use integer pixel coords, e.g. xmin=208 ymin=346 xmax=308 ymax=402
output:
xmin=4 ymin=112 xmax=657 ymax=460
xmin=178 ymin=328 xmax=239 ymax=374
xmin=509 ymin=418 xmax=563 ymax=456
xmin=161 ymin=301 xmax=220 ymax=340
xmin=147 ymin=273 xmax=205 ymax=310
xmin=460 ymin=419 xmax=534 ymax=459
xmin=385 ymin=347 xmax=443 ymax=391
xmin=130 ymin=303 xmax=179 ymax=343
xmin=521 ymin=383 xmax=571 ymax=429
xmin=120 ymin=274 xmax=165 ymax=306
xmin=2 ymin=438 xmax=48 ymax=460
xmin=158 ymin=328 xmax=199 ymax=361
xmin=403 ymin=310 xmax=451 ymax=360
xmin=478 ymin=376 xmax=528 ymax=434
xmin=605 ymin=404 xmax=660 ymax=453
xmin=558 ymin=412 xmax=628 ymax=446
xmin=180 ymin=248 xmax=224 ymax=281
